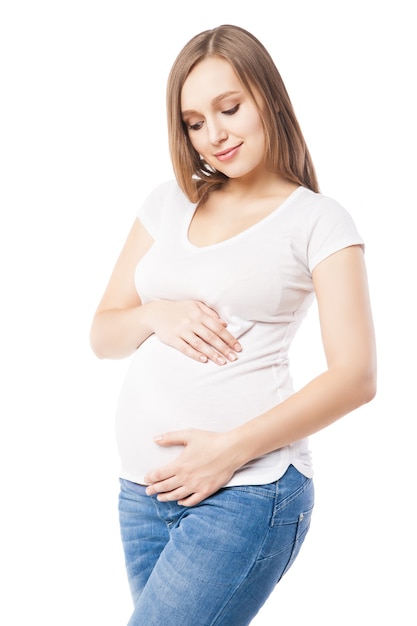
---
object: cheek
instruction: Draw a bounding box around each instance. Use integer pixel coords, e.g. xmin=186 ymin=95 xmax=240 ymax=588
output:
xmin=250 ymin=116 xmax=267 ymax=155
xmin=188 ymin=133 xmax=205 ymax=157
xmin=247 ymin=111 xmax=265 ymax=136
xmin=233 ymin=105 xmax=265 ymax=145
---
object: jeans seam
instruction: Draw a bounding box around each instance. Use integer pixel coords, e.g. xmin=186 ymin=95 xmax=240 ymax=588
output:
xmin=210 ymin=526 xmax=272 ymax=626
xmin=271 ymin=476 xmax=312 ymax=526
xmin=220 ymin=485 xmax=276 ymax=499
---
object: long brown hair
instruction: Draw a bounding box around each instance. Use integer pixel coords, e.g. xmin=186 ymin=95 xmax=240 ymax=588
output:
xmin=167 ymin=24 xmax=319 ymax=203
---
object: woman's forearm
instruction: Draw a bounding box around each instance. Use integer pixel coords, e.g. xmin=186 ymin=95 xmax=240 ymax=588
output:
xmin=228 ymin=247 xmax=377 ymax=470
xmin=229 ymin=364 xmax=377 ymax=469
xmin=90 ymin=304 xmax=154 ymax=360
xmin=90 ymin=299 xmax=241 ymax=362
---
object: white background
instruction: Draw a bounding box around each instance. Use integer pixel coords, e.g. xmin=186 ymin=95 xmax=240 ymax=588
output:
xmin=1 ymin=1 xmax=415 ymax=624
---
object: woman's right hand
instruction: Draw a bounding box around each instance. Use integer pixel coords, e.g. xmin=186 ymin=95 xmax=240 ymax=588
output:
xmin=90 ymin=218 xmax=241 ymax=363
xmin=147 ymin=300 xmax=241 ymax=365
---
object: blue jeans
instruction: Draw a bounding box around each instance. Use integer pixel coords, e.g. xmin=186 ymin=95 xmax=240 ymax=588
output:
xmin=118 ymin=465 xmax=314 ymax=626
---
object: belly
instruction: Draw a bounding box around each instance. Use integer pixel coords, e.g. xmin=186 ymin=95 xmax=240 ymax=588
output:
xmin=115 ymin=334 xmax=291 ymax=482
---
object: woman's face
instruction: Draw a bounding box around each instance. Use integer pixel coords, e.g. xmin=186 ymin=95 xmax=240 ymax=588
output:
xmin=181 ymin=56 xmax=266 ymax=180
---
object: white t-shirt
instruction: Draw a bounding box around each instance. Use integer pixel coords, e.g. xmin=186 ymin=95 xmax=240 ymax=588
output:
xmin=116 ymin=180 xmax=364 ymax=486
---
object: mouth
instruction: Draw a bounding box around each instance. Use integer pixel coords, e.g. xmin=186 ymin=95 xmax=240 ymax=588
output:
xmin=214 ymin=143 xmax=243 ymax=161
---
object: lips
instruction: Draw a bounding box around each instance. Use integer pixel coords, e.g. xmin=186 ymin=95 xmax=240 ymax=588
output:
xmin=214 ymin=143 xmax=243 ymax=161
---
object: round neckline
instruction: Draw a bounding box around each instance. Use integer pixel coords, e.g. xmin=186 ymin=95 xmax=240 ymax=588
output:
xmin=182 ymin=185 xmax=304 ymax=251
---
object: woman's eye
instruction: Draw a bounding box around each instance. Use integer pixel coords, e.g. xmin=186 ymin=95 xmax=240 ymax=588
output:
xmin=188 ymin=121 xmax=204 ymax=131
xmin=222 ymin=104 xmax=240 ymax=116
xmin=185 ymin=104 xmax=239 ymax=131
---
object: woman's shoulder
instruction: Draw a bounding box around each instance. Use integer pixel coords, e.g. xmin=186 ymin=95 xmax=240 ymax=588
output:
xmin=293 ymin=188 xmax=364 ymax=271
xmin=287 ymin=187 xmax=358 ymax=228
xmin=138 ymin=179 xmax=191 ymax=215
xmin=137 ymin=179 xmax=194 ymax=237
xmin=143 ymin=179 xmax=191 ymax=206
xmin=293 ymin=187 xmax=345 ymax=211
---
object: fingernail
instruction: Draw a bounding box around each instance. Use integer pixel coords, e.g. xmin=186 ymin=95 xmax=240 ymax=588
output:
xmin=216 ymin=356 xmax=226 ymax=365
xmin=234 ymin=343 xmax=242 ymax=352
xmin=228 ymin=353 xmax=237 ymax=361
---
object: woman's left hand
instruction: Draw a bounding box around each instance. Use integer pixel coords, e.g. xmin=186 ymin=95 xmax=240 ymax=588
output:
xmin=143 ymin=429 xmax=241 ymax=506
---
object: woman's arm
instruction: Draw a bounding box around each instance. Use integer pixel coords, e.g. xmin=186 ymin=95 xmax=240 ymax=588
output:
xmin=90 ymin=218 xmax=241 ymax=363
xmin=90 ymin=218 xmax=154 ymax=359
xmin=230 ymin=244 xmax=377 ymax=461
xmin=144 ymin=245 xmax=377 ymax=505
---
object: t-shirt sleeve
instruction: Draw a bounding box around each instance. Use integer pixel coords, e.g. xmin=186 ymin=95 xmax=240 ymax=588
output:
xmin=307 ymin=196 xmax=364 ymax=272
xmin=136 ymin=180 xmax=175 ymax=239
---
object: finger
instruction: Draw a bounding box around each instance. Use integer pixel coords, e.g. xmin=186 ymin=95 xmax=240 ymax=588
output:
xmin=144 ymin=473 xmax=175 ymax=493
xmin=144 ymin=463 xmax=177 ymax=488
xmin=184 ymin=333 xmax=230 ymax=365
xmin=197 ymin=323 xmax=242 ymax=355
xmin=187 ymin=329 xmax=241 ymax=365
xmin=177 ymin=491 xmax=207 ymax=507
xmin=175 ymin=337 xmax=210 ymax=363
xmin=152 ymin=431 xmax=189 ymax=446
xmin=147 ymin=477 xmax=184 ymax=496
xmin=196 ymin=302 xmax=227 ymax=325
xmin=178 ymin=334 xmax=236 ymax=364
xmin=156 ymin=485 xmax=193 ymax=502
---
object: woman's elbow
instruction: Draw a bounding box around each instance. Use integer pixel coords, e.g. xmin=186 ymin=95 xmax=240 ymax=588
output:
xmin=332 ymin=359 xmax=377 ymax=410
xmin=354 ymin=365 xmax=377 ymax=406
xmin=89 ymin=317 xmax=109 ymax=359
xmin=90 ymin=329 xmax=105 ymax=359
xmin=362 ymin=374 xmax=377 ymax=404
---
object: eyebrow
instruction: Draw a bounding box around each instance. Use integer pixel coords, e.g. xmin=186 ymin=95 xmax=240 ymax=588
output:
xmin=181 ymin=90 xmax=241 ymax=117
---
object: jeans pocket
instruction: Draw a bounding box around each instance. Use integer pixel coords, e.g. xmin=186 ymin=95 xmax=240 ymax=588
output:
xmin=278 ymin=504 xmax=314 ymax=579
xmin=257 ymin=468 xmax=314 ymax=580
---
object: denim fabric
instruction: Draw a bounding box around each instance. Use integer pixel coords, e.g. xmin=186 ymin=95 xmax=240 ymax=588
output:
xmin=118 ymin=465 xmax=314 ymax=625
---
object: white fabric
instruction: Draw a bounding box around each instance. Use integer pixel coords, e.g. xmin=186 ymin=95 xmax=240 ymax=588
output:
xmin=116 ymin=180 xmax=364 ymax=486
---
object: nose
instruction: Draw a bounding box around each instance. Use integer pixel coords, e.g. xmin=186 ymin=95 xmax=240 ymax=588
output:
xmin=207 ymin=118 xmax=228 ymax=145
